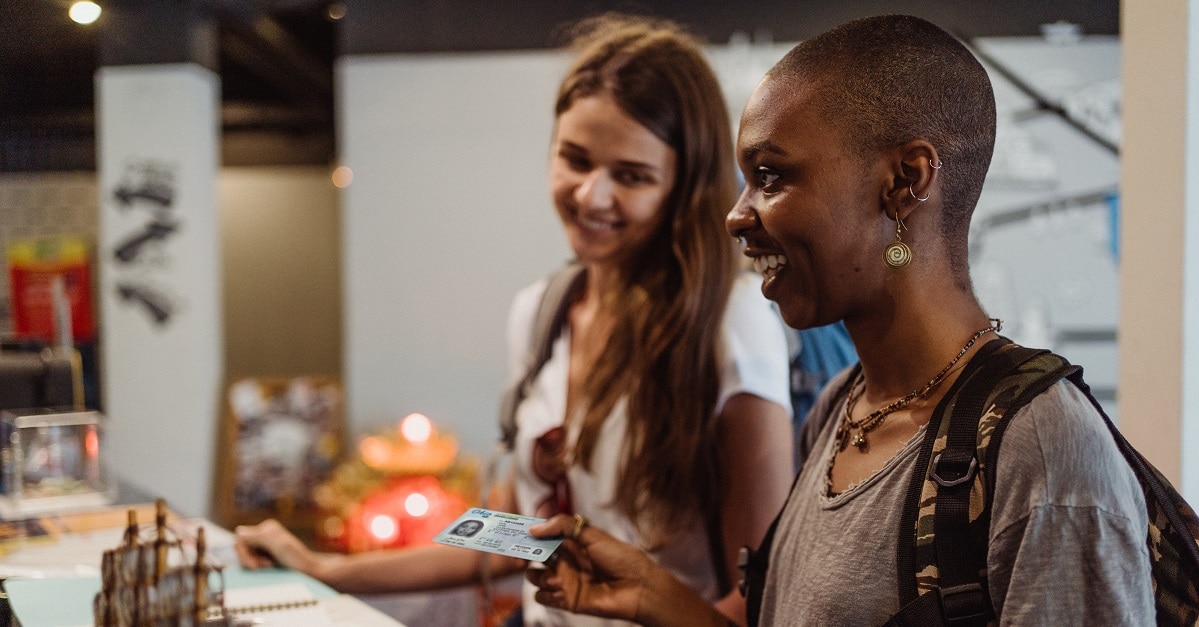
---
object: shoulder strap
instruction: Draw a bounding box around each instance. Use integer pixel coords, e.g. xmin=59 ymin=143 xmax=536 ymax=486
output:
xmin=889 ymin=340 xmax=1074 ymax=627
xmin=497 ymin=262 xmax=585 ymax=450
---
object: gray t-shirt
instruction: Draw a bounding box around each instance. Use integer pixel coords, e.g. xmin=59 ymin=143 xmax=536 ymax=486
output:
xmin=761 ymin=371 xmax=1155 ymax=625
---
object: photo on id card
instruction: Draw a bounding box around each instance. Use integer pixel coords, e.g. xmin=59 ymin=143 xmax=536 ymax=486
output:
xmin=433 ymin=508 xmax=563 ymax=563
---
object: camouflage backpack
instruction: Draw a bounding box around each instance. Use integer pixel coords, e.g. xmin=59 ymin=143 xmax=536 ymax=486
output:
xmin=743 ymin=339 xmax=1199 ymax=626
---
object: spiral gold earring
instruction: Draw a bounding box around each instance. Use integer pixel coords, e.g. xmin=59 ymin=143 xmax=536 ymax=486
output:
xmin=884 ymin=216 xmax=912 ymax=268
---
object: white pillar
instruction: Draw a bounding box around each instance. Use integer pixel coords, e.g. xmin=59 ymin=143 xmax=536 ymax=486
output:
xmin=1119 ymin=1 xmax=1199 ymax=497
xmin=96 ymin=64 xmax=222 ymax=517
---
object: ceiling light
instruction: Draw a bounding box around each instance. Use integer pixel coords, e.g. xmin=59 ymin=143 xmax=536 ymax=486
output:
xmin=69 ymin=1 xmax=102 ymax=25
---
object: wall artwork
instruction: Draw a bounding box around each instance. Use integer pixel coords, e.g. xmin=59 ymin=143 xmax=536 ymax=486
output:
xmin=107 ymin=159 xmax=181 ymax=327
xmin=213 ymin=377 xmax=345 ymax=531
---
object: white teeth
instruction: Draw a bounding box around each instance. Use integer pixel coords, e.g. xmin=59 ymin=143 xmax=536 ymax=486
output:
xmin=752 ymin=254 xmax=788 ymax=278
xmin=579 ymin=216 xmax=614 ymax=231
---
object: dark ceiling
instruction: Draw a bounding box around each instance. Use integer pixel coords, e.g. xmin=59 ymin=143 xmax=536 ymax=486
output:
xmin=0 ymin=0 xmax=1119 ymax=173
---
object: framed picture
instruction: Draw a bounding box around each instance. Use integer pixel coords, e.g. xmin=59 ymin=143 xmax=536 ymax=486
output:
xmin=213 ymin=376 xmax=344 ymax=532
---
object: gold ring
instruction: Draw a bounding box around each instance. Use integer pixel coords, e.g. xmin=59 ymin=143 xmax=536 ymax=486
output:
xmin=570 ymin=513 xmax=588 ymax=540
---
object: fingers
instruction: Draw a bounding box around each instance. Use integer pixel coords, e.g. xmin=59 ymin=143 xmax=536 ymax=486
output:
xmin=528 ymin=513 xmax=578 ymax=539
xmin=570 ymin=513 xmax=589 ymax=540
xmin=526 ymin=559 xmax=574 ymax=612
xmin=530 ymin=513 xmax=610 ymax=549
xmin=233 ymin=520 xmax=285 ymax=569
xmin=534 ymin=585 xmax=571 ymax=611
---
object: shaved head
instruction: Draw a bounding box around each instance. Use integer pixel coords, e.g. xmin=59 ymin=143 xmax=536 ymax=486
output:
xmin=768 ymin=15 xmax=996 ymax=274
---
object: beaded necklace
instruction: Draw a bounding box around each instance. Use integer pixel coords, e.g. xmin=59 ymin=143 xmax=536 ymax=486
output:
xmin=835 ymin=320 xmax=1001 ymax=453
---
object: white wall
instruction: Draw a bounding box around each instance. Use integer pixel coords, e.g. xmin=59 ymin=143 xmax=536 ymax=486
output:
xmin=339 ymin=51 xmax=572 ymax=456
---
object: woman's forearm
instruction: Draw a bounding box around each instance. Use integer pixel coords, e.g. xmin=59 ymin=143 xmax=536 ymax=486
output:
xmin=312 ymin=544 xmax=524 ymax=594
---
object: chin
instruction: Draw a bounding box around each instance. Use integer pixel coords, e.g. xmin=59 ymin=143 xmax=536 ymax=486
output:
xmin=777 ymin=303 xmax=824 ymax=331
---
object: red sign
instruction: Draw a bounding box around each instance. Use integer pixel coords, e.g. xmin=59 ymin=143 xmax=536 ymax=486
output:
xmin=7 ymin=237 xmax=97 ymax=343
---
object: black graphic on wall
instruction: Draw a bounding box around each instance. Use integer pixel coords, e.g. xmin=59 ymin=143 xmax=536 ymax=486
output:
xmin=109 ymin=160 xmax=182 ymax=327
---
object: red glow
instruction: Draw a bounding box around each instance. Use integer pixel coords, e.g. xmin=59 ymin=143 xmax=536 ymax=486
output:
xmin=347 ymin=476 xmax=468 ymax=549
xmin=85 ymin=426 xmax=99 ymax=458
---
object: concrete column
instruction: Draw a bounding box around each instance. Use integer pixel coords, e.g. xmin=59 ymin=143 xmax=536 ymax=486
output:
xmin=1119 ymin=0 xmax=1199 ymax=497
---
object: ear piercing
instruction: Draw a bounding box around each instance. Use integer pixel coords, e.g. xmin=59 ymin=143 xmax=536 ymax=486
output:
xmin=910 ymin=158 xmax=941 ymax=201
xmin=884 ymin=216 xmax=912 ymax=268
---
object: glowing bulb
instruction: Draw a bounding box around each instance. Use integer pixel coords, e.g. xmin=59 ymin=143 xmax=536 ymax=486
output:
xmin=332 ymin=166 xmax=353 ymax=188
xmin=368 ymin=514 xmax=398 ymax=542
xmin=69 ymin=1 xmax=102 ymax=25
xmin=400 ymin=413 xmax=433 ymax=444
xmin=85 ymin=426 xmax=100 ymax=457
xmin=359 ymin=436 xmax=391 ymax=467
xmin=404 ymin=493 xmax=430 ymax=517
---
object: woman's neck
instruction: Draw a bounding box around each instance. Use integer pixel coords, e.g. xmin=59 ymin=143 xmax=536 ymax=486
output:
xmin=846 ymin=294 xmax=994 ymax=407
xmin=580 ymin=262 xmax=623 ymax=309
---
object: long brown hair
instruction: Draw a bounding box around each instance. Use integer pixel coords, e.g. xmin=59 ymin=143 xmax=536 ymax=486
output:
xmin=554 ymin=13 xmax=738 ymax=534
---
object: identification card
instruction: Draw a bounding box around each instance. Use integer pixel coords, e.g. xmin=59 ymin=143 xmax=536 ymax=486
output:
xmin=432 ymin=508 xmax=563 ymax=563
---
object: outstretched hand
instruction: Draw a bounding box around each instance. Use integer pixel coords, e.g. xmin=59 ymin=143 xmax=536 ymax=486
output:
xmin=526 ymin=514 xmax=655 ymax=622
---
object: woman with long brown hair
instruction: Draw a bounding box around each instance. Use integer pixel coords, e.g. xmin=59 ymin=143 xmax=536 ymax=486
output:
xmin=235 ymin=14 xmax=793 ymax=626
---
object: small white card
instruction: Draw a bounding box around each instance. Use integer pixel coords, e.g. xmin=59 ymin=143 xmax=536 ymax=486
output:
xmin=433 ymin=508 xmax=563 ymax=563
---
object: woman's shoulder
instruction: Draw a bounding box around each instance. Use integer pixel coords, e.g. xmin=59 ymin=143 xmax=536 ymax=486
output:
xmin=719 ymin=272 xmax=789 ymax=356
xmin=994 ymin=379 xmax=1145 ymax=519
xmin=505 ymin=274 xmax=556 ymax=365
xmin=510 ymin=275 xmax=550 ymax=322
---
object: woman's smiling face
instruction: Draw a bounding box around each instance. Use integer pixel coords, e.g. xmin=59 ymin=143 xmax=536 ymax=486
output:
xmin=728 ymin=76 xmax=889 ymax=330
xmin=550 ymin=94 xmax=677 ymax=270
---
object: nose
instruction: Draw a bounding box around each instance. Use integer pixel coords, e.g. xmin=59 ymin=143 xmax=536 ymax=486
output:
xmin=575 ymin=169 xmax=615 ymax=210
xmin=726 ymin=186 xmax=758 ymax=239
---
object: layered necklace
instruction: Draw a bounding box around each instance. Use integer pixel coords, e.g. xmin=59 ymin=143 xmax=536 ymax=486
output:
xmin=835 ymin=319 xmax=1002 ymax=453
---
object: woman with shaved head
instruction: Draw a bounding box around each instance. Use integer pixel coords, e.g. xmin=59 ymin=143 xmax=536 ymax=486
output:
xmin=529 ymin=15 xmax=1153 ymax=626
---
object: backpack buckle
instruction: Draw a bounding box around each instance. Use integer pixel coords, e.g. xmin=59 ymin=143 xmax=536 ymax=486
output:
xmin=938 ymin=582 xmax=991 ymax=623
xmin=931 ymin=453 xmax=978 ymax=488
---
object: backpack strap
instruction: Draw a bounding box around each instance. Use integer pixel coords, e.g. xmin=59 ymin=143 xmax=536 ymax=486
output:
xmin=888 ymin=340 xmax=1075 ymax=626
xmin=480 ymin=262 xmax=584 ymax=615
xmin=496 ymin=262 xmax=585 ymax=451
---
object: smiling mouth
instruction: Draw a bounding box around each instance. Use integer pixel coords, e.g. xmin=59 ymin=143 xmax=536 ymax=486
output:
xmin=751 ymin=254 xmax=788 ymax=278
xmin=577 ymin=215 xmax=617 ymax=232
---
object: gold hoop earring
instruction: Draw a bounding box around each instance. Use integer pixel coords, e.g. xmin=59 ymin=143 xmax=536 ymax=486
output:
xmin=884 ymin=216 xmax=912 ymax=268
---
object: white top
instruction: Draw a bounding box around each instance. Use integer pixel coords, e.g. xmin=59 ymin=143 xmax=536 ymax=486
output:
xmin=506 ymin=272 xmax=792 ymax=626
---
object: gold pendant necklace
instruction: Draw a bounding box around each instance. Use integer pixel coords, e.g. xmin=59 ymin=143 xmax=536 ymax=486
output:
xmin=835 ymin=320 xmax=1002 ymax=453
